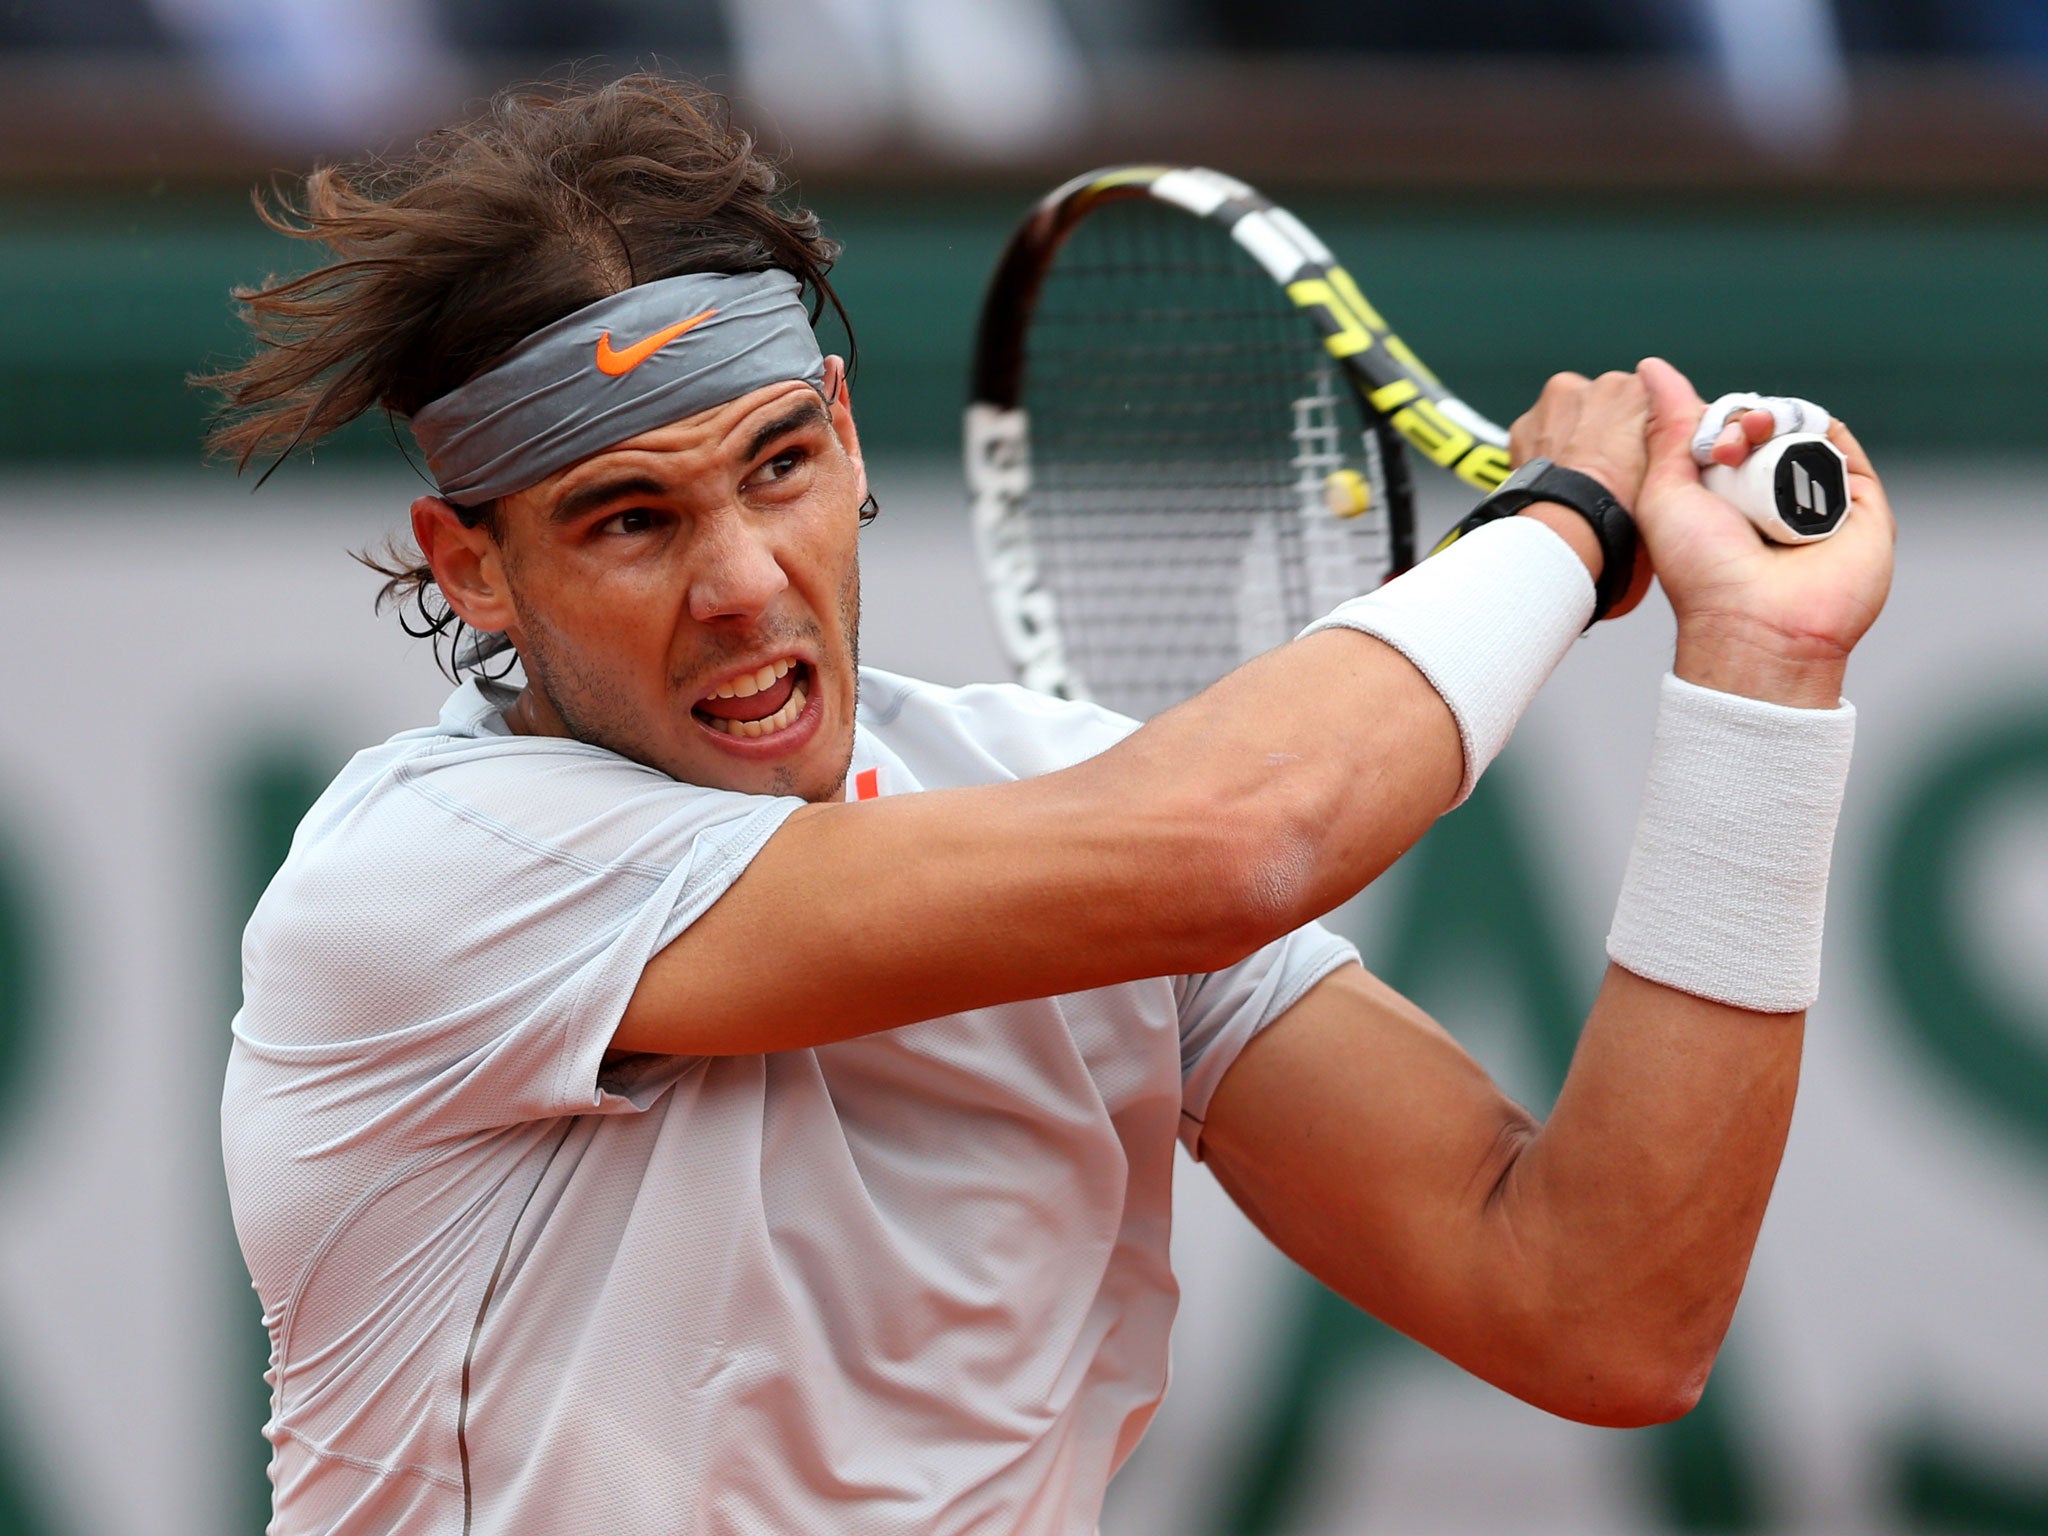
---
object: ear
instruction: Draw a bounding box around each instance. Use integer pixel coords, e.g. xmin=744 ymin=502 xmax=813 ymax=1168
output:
xmin=821 ymin=355 xmax=867 ymax=503
xmin=410 ymin=497 xmax=518 ymax=634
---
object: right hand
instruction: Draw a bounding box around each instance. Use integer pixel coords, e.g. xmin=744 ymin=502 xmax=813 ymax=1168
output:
xmin=1507 ymin=369 xmax=1656 ymax=616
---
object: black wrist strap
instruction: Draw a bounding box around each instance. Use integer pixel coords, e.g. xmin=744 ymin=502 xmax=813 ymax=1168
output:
xmin=1433 ymin=459 xmax=1639 ymax=623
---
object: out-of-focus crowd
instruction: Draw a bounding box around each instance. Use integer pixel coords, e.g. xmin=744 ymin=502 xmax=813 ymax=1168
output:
xmin=3 ymin=0 xmax=2041 ymax=161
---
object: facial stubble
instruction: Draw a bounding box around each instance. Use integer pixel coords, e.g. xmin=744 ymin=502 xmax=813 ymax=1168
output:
xmin=507 ymin=552 xmax=862 ymax=803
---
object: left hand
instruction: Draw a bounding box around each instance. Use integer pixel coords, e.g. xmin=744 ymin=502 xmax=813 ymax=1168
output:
xmin=1632 ymin=357 xmax=1895 ymax=707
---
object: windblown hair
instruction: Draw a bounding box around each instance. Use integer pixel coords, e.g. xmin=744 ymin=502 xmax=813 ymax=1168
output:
xmin=197 ymin=74 xmax=849 ymax=675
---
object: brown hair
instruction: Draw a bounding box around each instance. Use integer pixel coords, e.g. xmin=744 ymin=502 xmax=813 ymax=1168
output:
xmin=197 ymin=73 xmax=849 ymax=673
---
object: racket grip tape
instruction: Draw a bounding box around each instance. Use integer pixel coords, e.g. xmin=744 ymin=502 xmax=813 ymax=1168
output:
xmin=1700 ymin=434 xmax=1850 ymax=545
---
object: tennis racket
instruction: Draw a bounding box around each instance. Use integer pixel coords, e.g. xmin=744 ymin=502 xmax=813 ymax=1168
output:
xmin=963 ymin=163 xmax=1843 ymax=719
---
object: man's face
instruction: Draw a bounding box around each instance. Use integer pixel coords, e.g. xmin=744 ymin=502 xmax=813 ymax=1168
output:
xmin=417 ymin=358 xmax=866 ymax=802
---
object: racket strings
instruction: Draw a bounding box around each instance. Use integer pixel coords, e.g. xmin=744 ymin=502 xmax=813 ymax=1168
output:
xmin=1020 ymin=201 xmax=1394 ymax=718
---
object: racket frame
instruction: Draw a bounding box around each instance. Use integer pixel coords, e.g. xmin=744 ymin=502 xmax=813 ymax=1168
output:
xmin=967 ymin=164 xmax=1517 ymax=704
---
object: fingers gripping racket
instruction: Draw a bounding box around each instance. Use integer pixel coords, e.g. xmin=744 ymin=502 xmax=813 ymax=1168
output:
xmin=1693 ymin=394 xmax=1851 ymax=545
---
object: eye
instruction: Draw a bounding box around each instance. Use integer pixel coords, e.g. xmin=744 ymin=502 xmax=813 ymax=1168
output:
xmin=599 ymin=507 xmax=659 ymax=536
xmin=747 ymin=447 xmax=809 ymax=486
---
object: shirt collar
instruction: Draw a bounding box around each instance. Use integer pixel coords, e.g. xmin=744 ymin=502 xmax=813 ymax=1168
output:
xmin=437 ymin=676 xmax=520 ymax=739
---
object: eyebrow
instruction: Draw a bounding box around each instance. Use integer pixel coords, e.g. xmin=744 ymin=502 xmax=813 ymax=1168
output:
xmin=548 ymin=473 xmax=671 ymax=525
xmin=743 ymin=397 xmax=830 ymax=464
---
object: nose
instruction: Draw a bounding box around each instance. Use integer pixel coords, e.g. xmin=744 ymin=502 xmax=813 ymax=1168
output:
xmin=686 ymin=510 xmax=790 ymax=624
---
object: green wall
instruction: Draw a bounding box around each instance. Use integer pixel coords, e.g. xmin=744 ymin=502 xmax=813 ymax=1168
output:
xmin=0 ymin=189 xmax=2040 ymax=471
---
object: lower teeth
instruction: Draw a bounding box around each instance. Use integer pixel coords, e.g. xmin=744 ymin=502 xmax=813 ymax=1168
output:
xmin=705 ymin=679 xmax=807 ymax=738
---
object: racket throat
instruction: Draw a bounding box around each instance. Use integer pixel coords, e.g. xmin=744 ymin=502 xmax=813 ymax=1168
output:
xmin=965 ymin=402 xmax=1089 ymax=703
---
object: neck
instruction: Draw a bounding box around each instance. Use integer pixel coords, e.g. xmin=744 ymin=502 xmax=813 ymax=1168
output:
xmin=501 ymin=681 xmax=570 ymax=739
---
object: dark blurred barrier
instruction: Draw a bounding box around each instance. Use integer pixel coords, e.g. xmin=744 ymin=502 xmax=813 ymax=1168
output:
xmin=6 ymin=56 xmax=2048 ymax=188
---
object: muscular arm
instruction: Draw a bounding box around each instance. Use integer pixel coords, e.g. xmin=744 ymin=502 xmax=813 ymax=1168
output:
xmin=614 ymin=624 xmax=1465 ymax=1054
xmin=1197 ymin=961 xmax=1798 ymax=1428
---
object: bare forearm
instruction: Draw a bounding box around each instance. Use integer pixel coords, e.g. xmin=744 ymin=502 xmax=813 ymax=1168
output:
xmin=1095 ymin=625 xmax=1464 ymax=925
xmin=1200 ymin=958 xmax=1805 ymax=1429
xmin=1149 ymin=503 xmax=1600 ymax=926
xmin=1490 ymin=966 xmax=1803 ymax=1419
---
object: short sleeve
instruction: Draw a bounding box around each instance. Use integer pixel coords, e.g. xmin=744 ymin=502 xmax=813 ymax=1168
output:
xmin=855 ymin=668 xmax=1141 ymax=786
xmin=1173 ymin=920 xmax=1360 ymax=1158
xmin=232 ymin=738 xmax=805 ymax=1154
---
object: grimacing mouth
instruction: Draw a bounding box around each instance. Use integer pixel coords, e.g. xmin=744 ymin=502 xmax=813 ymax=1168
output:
xmin=689 ymin=656 xmax=813 ymax=740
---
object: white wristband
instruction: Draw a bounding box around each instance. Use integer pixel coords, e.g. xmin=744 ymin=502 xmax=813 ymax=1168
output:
xmin=1607 ymin=673 xmax=1856 ymax=1012
xmin=1298 ymin=516 xmax=1595 ymax=805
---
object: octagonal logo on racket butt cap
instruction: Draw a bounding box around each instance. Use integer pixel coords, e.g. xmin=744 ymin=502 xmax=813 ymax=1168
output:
xmin=1775 ymin=440 xmax=1849 ymax=537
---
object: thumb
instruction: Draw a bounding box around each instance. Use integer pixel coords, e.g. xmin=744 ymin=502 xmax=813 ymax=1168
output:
xmin=1637 ymin=356 xmax=1707 ymax=496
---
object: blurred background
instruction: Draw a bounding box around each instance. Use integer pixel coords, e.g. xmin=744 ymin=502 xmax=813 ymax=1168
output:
xmin=0 ymin=2 xmax=2044 ymax=1533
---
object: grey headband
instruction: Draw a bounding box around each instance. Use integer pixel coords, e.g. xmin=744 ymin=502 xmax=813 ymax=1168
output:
xmin=411 ymin=270 xmax=827 ymax=507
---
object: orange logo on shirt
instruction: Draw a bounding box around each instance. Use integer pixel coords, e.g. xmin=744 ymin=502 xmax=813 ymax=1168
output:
xmin=594 ymin=309 xmax=717 ymax=376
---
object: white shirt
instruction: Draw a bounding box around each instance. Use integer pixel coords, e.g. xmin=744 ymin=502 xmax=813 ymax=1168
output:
xmin=224 ymin=667 xmax=1357 ymax=1535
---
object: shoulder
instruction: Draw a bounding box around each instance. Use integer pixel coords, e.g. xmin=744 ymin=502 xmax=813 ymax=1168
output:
xmin=311 ymin=679 xmax=794 ymax=876
xmin=392 ymin=736 xmax=774 ymax=875
xmin=248 ymin=714 xmax=798 ymax=979
xmin=304 ymin=730 xmax=780 ymax=885
xmin=858 ymin=667 xmax=1140 ymax=782
xmin=240 ymin=717 xmax=801 ymax=1041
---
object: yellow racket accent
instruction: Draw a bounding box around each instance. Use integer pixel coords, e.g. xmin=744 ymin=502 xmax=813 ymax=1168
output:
xmin=1458 ymin=444 xmax=1513 ymax=489
xmin=1326 ymin=267 xmax=1391 ymax=333
xmin=1283 ymin=260 xmax=1507 ymax=493
xmin=1382 ymin=335 xmax=1439 ymax=387
xmin=1286 ymin=277 xmax=1375 ymax=358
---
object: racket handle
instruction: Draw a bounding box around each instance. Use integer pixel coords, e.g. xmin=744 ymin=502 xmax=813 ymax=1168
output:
xmin=1700 ymin=434 xmax=1850 ymax=544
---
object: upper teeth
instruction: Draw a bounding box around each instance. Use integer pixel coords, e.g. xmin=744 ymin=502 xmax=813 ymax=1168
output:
xmin=710 ymin=657 xmax=795 ymax=700
xmin=702 ymin=677 xmax=808 ymax=739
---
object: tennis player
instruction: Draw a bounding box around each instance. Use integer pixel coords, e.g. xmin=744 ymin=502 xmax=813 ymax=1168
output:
xmin=215 ymin=78 xmax=1893 ymax=1534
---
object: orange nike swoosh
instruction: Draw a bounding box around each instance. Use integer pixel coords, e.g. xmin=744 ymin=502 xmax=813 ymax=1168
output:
xmin=594 ymin=308 xmax=718 ymax=376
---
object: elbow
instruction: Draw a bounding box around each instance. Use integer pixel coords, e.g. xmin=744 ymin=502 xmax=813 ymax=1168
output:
xmin=1167 ymin=793 xmax=1323 ymax=971
xmin=1531 ymin=1346 xmax=1715 ymax=1430
xmin=1570 ymin=1372 xmax=1710 ymax=1431
xmin=1493 ymin=1232 xmax=1729 ymax=1428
